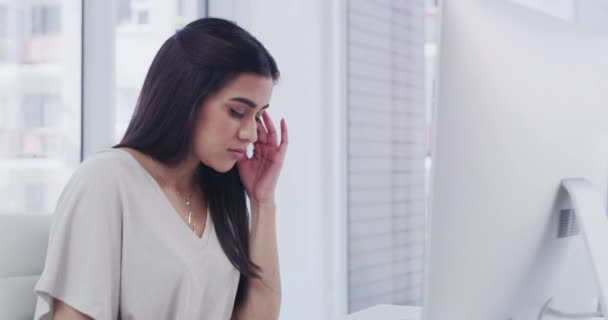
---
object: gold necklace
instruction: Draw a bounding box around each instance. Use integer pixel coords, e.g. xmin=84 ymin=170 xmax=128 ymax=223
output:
xmin=146 ymin=155 xmax=198 ymax=233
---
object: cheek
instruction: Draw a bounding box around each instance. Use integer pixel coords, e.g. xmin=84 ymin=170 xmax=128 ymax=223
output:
xmin=194 ymin=117 xmax=239 ymax=153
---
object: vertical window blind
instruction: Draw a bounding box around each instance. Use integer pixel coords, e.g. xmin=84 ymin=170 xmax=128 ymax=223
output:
xmin=346 ymin=0 xmax=427 ymax=313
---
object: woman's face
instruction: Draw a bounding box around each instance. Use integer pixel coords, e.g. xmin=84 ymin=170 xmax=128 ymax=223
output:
xmin=192 ymin=73 xmax=274 ymax=172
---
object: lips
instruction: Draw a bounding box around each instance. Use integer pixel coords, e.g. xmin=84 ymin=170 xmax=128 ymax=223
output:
xmin=228 ymin=147 xmax=246 ymax=160
xmin=228 ymin=147 xmax=246 ymax=154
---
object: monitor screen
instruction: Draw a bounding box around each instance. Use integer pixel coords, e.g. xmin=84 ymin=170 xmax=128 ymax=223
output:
xmin=425 ymin=0 xmax=608 ymax=319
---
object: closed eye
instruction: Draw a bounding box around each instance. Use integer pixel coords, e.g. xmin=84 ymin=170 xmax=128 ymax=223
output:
xmin=230 ymin=109 xmax=244 ymax=118
xmin=230 ymin=109 xmax=262 ymax=123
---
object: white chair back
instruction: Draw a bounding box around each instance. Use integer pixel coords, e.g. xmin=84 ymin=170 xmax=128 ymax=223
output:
xmin=0 ymin=214 xmax=51 ymax=320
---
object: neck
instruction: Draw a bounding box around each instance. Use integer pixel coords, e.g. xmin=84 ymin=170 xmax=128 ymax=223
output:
xmin=152 ymin=153 xmax=200 ymax=193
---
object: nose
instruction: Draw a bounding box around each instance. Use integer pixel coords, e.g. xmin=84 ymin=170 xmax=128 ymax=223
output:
xmin=238 ymin=118 xmax=258 ymax=143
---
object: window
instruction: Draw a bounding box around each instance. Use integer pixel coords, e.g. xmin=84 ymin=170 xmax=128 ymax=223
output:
xmin=30 ymin=5 xmax=61 ymax=36
xmin=0 ymin=5 xmax=11 ymax=62
xmin=116 ymin=0 xmax=151 ymax=27
xmin=136 ymin=10 xmax=149 ymax=25
xmin=0 ymin=98 xmax=8 ymax=128
xmin=346 ymin=0 xmax=429 ymax=313
xmin=117 ymin=0 xmax=132 ymax=25
xmin=21 ymin=94 xmax=60 ymax=129
xmin=24 ymin=182 xmax=44 ymax=213
xmin=0 ymin=6 xmax=7 ymax=37
xmin=0 ymin=0 xmax=211 ymax=216
xmin=1 ymin=0 xmax=208 ymax=215
xmin=0 ymin=0 xmax=81 ymax=215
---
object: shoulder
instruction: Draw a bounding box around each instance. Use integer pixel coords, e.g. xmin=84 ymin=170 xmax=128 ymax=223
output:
xmin=52 ymin=150 xmax=131 ymax=221
xmin=82 ymin=148 xmax=132 ymax=170
xmin=68 ymin=149 xmax=135 ymax=189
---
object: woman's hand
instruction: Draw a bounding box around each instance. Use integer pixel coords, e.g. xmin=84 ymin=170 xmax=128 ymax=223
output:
xmin=237 ymin=111 xmax=288 ymax=206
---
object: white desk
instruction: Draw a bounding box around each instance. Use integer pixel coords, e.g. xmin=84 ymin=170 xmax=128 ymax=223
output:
xmin=344 ymin=304 xmax=607 ymax=320
xmin=345 ymin=304 xmax=422 ymax=320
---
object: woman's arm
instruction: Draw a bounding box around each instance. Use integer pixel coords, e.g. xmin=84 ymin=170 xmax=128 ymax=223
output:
xmin=232 ymin=201 xmax=281 ymax=320
xmin=234 ymin=113 xmax=287 ymax=319
xmin=52 ymin=299 xmax=93 ymax=320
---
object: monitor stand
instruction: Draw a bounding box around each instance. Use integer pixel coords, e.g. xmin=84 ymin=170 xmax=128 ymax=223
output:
xmin=538 ymin=179 xmax=608 ymax=320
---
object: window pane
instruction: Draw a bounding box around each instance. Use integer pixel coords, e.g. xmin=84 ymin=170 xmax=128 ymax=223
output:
xmin=114 ymin=0 xmax=206 ymax=142
xmin=0 ymin=0 xmax=81 ymax=215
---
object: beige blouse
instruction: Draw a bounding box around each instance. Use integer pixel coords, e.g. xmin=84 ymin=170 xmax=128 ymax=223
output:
xmin=33 ymin=149 xmax=240 ymax=320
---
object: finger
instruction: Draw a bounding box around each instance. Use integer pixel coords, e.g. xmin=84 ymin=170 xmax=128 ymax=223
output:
xmin=262 ymin=111 xmax=278 ymax=147
xmin=256 ymin=120 xmax=268 ymax=144
xmin=278 ymin=118 xmax=289 ymax=153
xmin=237 ymin=157 xmax=246 ymax=168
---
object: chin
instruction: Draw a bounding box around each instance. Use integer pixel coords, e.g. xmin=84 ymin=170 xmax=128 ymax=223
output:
xmin=209 ymin=162 xmax=237 ymax=173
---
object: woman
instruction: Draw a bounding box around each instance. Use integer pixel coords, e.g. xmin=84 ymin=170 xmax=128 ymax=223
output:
xmin=33 ymin=17 xmax=287 ymax=320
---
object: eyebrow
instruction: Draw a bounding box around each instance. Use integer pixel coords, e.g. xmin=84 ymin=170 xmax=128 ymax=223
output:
xmin=229 ymin=97 xmax=269 ymax=110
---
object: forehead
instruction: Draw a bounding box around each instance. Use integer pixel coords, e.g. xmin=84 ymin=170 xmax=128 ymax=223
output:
xmin=218 ymin=73 xmax=274 ymax=106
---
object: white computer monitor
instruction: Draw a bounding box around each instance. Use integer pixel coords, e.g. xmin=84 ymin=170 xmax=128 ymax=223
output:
xmin=425 ymin=1 xmax=608 ymax=319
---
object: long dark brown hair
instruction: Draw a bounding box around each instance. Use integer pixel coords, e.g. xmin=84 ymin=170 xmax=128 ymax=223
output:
xmin=114 ymin=17 xmax=279 ymax=307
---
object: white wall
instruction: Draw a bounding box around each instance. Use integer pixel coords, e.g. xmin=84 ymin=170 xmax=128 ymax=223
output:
xmin=510 ymin=0 xmax=608 ymax=32
xmin=509 ymin=0 xmax=575 ymax=21
xmin=209 ymin=1 xmax=348 ymax=319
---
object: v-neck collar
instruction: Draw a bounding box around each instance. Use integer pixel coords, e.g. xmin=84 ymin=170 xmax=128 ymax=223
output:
xmin=110 ymin=148 xmax=212 ymax=247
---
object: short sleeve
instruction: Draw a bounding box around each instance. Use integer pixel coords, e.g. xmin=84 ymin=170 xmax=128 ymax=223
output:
xmin=33 ymin=159 xmax=123 ymax=320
